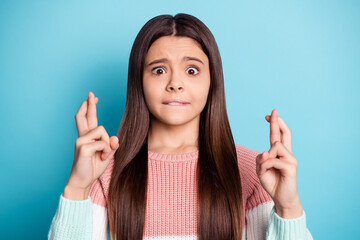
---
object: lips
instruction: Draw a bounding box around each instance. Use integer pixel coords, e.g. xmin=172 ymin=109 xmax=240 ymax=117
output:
xmin=165 ymin=102 xmax=188 ymax=106
xmin=163 ymin=99 xmax=190 ymax=104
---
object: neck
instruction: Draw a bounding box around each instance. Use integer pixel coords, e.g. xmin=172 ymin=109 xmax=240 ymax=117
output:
xmin=147 ymin=115 xmax=200 ymax=154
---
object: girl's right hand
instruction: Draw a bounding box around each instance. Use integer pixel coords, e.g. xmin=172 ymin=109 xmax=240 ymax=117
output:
xmin=63 ymin=91 xmax=119 ymax=200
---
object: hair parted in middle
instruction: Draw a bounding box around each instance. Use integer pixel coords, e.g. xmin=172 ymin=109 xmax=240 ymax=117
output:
xmin=108 ymin=13 xmax=244 ymax=240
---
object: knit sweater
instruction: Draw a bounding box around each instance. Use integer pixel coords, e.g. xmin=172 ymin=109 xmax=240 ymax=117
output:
xmin=48 ymin=144 xmax=313 ymax=239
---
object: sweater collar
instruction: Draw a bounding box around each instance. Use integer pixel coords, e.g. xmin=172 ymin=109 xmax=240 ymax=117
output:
xmin=148 ymin=150 xmax=199 ymax=162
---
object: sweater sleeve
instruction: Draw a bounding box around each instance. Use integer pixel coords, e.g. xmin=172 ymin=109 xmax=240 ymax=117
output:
xmin=235 ymin=144 xmax=314 ymax=240
xmin=47 ymin=194 xmax=93 ymax=239
xmin=48 ymin=157 xmax=114 ymax=240
xmin=266 ymin=205 xmax=314 ymax=240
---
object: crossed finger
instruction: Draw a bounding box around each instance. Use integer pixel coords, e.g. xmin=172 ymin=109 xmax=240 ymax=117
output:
xmin=75 ymin=92 xmax=98 ymax=137
xmin=265 ymin=109 xmax=292 ymax=154
xmin=87 ymin=92 xmax=98 ymax=130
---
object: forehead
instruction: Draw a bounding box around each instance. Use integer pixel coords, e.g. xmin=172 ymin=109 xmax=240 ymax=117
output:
xmin=145 ymin=36 xmax=207 ymax=62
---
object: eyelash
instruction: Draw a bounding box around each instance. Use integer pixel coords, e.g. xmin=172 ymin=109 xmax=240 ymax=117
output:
xmin=151 ymin=66 xmax=200 ymax=76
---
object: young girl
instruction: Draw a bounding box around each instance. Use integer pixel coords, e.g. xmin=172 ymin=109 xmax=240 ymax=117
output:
xmin=48 ymin=13 xmax=313 ymax=240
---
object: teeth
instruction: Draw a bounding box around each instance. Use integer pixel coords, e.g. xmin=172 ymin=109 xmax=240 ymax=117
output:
xmin=167 ymin=102 xmax=183 ymax=105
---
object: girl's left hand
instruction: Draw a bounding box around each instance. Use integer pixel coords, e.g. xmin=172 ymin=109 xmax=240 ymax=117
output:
xmin=256 ymin=109 xmax=304 ymax=219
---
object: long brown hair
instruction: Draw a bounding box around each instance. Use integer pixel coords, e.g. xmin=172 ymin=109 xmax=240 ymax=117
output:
xmin=108 ymin=13 xmax=243 ymax=240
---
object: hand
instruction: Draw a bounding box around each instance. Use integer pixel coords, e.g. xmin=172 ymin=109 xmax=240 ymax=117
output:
xmin=256 ymin=109 xmax=303 ymax=218
xmin=64 ymin=91 xmax=119 ymax=200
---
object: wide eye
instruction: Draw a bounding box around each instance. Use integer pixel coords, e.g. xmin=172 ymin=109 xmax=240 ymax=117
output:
xmin=151 ymin=67 xmax=166 ymax=75
xmin=186 ymin=67 xmax=199 ymax=75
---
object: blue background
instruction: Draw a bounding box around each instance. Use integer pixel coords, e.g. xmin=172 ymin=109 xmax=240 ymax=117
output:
xmin=1 ymin=1 xmax=359 ymax=239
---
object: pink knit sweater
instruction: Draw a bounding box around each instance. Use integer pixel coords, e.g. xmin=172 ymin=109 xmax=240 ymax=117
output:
xmin=88 ymin=144 xmax=279 ymax=239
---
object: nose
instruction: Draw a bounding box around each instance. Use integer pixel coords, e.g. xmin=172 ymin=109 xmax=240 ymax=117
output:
xmin=166 ymin=74 xmax=184 ymax=92
xmin=166 ymin=84 xmax=183 ymax=92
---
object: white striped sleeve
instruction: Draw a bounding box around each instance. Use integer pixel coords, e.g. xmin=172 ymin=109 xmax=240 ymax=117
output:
xmin=91 ymin=202 xmax=109 ymax=239
xmin=245 ymin=201 xmax=275 ymax=240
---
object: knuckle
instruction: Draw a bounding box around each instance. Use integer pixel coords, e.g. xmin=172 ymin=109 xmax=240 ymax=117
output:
xmin=98 ymin=141 xmax=105 ymax=149
xmin=75 ymin=138 xmax=81 ymax=148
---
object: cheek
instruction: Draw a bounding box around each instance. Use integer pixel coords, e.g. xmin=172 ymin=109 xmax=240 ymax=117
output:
xmin=143 ymin=79 xmax=161 ymax=109
xmin=192 ymin=81 xmax=210 ymax=109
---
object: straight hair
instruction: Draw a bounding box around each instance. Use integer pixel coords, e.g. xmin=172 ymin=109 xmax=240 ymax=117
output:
xmin=108 ymin=13 xmax=243 ymax=240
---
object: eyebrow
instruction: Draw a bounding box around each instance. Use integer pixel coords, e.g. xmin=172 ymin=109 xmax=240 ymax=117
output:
xmin=147 ymin=56 xmax=204 ymax=66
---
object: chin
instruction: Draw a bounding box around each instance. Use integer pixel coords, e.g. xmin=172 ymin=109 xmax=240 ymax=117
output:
xmin=153 ymin=114 xmax=198 ymax=127
xmin=162 ymin=118 xmax=193 ymax=126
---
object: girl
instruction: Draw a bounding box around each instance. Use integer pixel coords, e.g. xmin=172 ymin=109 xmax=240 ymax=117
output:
xmin=48 ymin=13 xmax=313 ymax=240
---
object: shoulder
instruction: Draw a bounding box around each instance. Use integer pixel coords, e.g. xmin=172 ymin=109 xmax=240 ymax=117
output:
xmin=234 ymin=143 xmax=261 ymax=180
xmin=234 ymin=144 xmax=272 ymax=210
xmin=235 ymin=144 xmax=261 ymax=164
xmin=234 ymin=144 xmax=260 ymax=194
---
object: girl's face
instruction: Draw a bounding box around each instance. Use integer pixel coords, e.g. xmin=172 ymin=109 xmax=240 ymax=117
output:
xmin=143 ymin=36 xmax=211 ymax=127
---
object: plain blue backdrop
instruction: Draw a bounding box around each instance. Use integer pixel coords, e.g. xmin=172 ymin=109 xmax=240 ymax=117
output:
xmin=0 ymin=0 xmax=359 ymax=239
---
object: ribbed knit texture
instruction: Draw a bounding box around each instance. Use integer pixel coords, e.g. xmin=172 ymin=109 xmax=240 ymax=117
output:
xmin=266 ymin=206 xmax=311 ymax=240
xmin=48 ymin=195 xmax=92 ymax=239
xmin=145 ymin=150 xmax=199 ymax=237
xmin=48 ymin=144 xmax=313 ymax=240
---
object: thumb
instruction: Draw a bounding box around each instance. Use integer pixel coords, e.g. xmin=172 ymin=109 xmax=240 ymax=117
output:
xmin=101 ymin=136 xmax=119 ymax=160
xmin=110 ymin=136 xmax=119 ymax=149
xmin=109 ymin=136 xmax=119 ymax=157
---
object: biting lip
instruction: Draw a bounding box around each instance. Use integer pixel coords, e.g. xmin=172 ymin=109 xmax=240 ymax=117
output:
xmin=163 ymin=99 xmax=190 ymax=104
